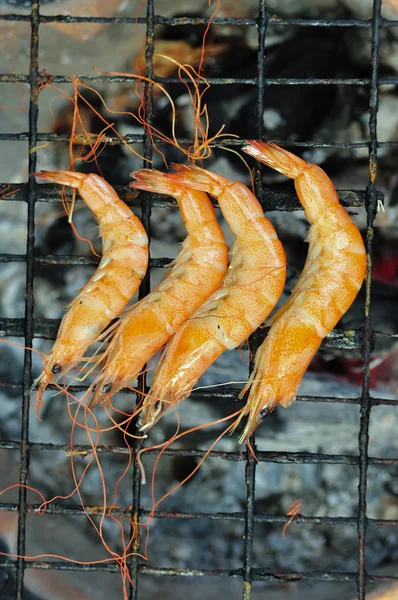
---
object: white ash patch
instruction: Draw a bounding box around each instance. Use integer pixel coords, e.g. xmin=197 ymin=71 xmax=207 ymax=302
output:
xmin=263 ymin=108 xmax=285 ymax=131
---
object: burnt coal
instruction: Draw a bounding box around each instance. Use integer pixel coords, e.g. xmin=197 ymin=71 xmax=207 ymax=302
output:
xmin=230 ymin=31 xmax=352 ymax=141
xmin=42 ymin=215 xmax=76 ymax=256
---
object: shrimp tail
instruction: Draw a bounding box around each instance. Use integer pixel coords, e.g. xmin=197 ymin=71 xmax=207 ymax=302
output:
xmin=130 ymin=169 xmax=182 ymax=196
xmin=34 ymin=170 xmax=86 ymax=188
xmin=242 ymin=141 xmax=310 ymax=180
xmin=164 ymin=164 xmax=223 ymax=194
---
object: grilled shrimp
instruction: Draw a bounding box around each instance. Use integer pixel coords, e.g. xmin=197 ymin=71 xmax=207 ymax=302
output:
xmin=235 ymin=141 xmax=366 ymax=441
xmin=141 ymin=165 xmax=286 ymax=430
xmin=88 ymin=169 xmax=228 ymax=408
xmin=33 ymin=171 xmax=149 ymax=402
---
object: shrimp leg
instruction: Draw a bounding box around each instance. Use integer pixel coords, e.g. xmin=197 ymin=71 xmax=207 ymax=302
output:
xmin=235 ymin=141 xmax=366 ymax=441
xmin=88 ymin=169 xmax=228 ymax=408
xmin=33 ymin=171 xmax=149 ymax=403
xmin=142 ymin=165 xmax=286 ymax=430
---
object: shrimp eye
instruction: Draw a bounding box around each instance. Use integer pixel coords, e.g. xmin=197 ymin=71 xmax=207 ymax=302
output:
xmin=259 ymin=407 xmax=269 ymax=419
xmin=101 ymin=382 xmax=112 ymax=394
xmin=52 ymin=364 xmax=62 ymax=374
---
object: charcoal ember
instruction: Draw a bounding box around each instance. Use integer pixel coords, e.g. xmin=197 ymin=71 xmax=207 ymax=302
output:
xmin=145 ymin=19 xmax=398 ymax=183
xmin=372 ymin=228 xmax=398 ymax=287
xmin=338 ymin=1 xmax=398 ymax=78
xmin=42 ymin=215 xmax=76 ymax=256
xmin=33 ymin=215 xmax=77 ymax=287
xmin=232 ymin=31 xmax=353 ymax=140
xmin=148 ymin=29 xmax=358 ymax=175
xmin=72 ymin=141 xmax=132 ymax=186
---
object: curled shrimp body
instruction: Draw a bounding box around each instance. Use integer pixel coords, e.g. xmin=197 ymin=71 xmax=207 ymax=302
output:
xmin=142 ymin=165 xmax=286 ymax=430
xmin=33 ymin=171 xmax=149 ymax=403
xmin=235 ymin=141 xmax=366 ymax=441
xmin=88 ymin=169 xmax=228 ymax=408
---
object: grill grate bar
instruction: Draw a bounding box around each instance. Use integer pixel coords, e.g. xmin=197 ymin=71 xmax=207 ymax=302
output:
xmin=3 ymin=132 xmax=398 ymax=151
xmin=15 ymin=2 xmax=40 ymax=599
xmin=4 ymin=73 xmax=398 ymax=86
xmin=357 ymin=0 xmax=381 ymax=598
xmin=0 ymin=254 xmax=173 ymax=267
xmin=3 ymin=503 xmax=398 ymax=529
xmin=0 ymin=559 xmax=398 ymax=587
xmin=0 ymin=319 xmax=367 ymax=351
xmin=3 ymin=384 xmax=398 ymax=407
xmin=0 ymin=184 xmax=372 ymax=211
xmin=2 ymin=443 xmax=398 ymax=466
xmin=1 ymin=12 xmax=398 ymax=28
xmin=128 ymin=0 xmax=155 ymax=596
xmin=241 ymin=4 xmax=268 ymax=597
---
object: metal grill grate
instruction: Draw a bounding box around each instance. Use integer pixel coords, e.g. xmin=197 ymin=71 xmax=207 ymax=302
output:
xmin=0 ymin=0 xmax=396 ymax=599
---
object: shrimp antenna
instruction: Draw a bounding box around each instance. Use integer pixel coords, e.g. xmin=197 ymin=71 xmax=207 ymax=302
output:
xmin=46 ymin=60 xmax=255 ymax=182
xmin=95 ymin=55 xmax=238 ymax=165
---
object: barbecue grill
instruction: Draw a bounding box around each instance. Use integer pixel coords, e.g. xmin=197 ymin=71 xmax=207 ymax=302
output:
xmin=0 ymin=0 xmax=396 ymax=599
